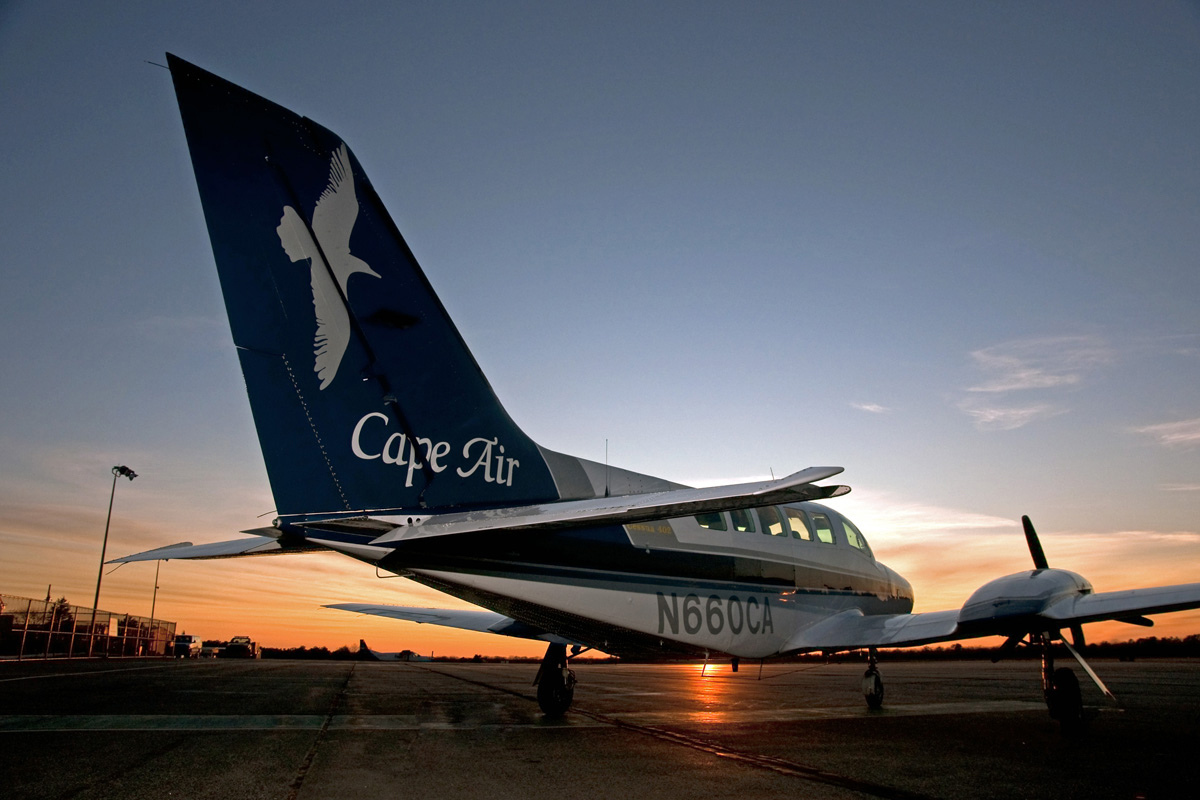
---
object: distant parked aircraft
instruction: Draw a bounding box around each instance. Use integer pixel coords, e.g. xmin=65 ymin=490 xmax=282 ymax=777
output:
xmin=357 ymin=640 xmax=431 ymax=662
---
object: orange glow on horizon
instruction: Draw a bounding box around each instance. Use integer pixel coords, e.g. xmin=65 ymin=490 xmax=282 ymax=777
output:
xmin=3 ymin=499 xmax=1199 ymax=657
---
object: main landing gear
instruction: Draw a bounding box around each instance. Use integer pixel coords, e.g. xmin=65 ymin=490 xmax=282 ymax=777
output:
xmin=862 ymin=646 xmax=884 ymax=710
xmin=1037 ymin=633 xmax=1083 ymax=728
xmin=534 ymin=643 xmax=576 ymax=716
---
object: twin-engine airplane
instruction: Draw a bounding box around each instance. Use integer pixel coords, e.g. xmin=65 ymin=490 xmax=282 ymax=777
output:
xmin=119 ymin=54 xmax=1200 ymax=724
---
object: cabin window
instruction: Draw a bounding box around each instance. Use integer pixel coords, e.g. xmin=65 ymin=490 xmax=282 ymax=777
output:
xmin=810 ymin=512 xmax=836 ymax=544
xmin=842 ymin=517 xmax=871 ymax=554
xmin=730 ymin=508 xmax=755 ymax=533
xmin=695 ymin=512 xmax=727 ymax=531
xmin=785 ymin=507 xmax=812 ymax=541
xmin=757 ymin=506 xmax=786 ymax=536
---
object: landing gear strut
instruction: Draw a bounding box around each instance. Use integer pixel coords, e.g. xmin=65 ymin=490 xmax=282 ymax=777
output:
xmin=534 ymin=643 xmax=576 ymax=717
xmin=1038 ymin=633 xmax=1082 ymax=727
xmin=863 ymin=646 xmax=884 ymax=710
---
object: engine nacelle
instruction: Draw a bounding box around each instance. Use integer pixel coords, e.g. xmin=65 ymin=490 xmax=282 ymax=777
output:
xmin=958 ymin=568 xmax=1092 ymax=630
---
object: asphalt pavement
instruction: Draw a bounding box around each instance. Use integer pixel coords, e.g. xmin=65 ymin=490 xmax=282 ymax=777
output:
xmin=2 ymin=657 xmax=1197 ymax=799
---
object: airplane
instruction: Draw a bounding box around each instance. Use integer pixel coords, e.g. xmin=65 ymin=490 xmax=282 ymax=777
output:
xmin=356 ymin=639 xmax=431 ymax=662
xmin=117 ymin=54 xmax=1200 ymax=726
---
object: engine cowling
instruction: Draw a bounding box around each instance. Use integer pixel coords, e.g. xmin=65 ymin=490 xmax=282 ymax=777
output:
xmin=957 ymin=568 xmax=1092 ymax=632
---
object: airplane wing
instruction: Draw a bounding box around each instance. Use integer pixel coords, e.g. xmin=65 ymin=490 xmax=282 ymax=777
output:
xmin=783 ymin=609 xmax=963 ymax=651
xmin=110 ymin=532 xmax=328 ymax=562
xmin=369 ymin=466 xmax=849 ymax=543
xmin=1041 ymin=582 xmax=1200 ymax=626
xmin=325 ymin=603 xmax=580 ymax=646
xmin=113 ymin=467 xmax=849 ymax=562
xmin=785 ymin=581 xmax=1200 ymax=652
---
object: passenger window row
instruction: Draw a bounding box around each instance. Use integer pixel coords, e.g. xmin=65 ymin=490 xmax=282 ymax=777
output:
xmin=694 ymin=506 xmax=870 ymax=554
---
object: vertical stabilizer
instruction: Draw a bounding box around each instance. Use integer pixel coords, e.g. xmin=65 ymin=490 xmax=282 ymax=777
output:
xmin=168 ymin=55 xmax=561 ymax=515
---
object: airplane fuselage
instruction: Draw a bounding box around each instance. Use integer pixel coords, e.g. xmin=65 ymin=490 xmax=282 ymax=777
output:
xmin=371 ymin=501 xmax=913 ymax=659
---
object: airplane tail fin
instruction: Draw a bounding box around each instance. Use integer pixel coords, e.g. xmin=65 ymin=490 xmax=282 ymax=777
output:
xmin=168 ymin=55 xmax=569 ymax=516
xmin=357 ymin=640 xmax=382 ymax=661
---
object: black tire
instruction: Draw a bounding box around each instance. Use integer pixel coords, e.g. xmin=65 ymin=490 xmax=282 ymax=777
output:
xmin=537 ymin=670 xmax=575 ymax=716
xmin=863 ymin=668 xmax=884 ymax=710
xmin=1047 ymin=667 xmax=1082 ymax=727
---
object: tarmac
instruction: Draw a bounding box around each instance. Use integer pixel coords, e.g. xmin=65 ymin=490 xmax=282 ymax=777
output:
xmin=2 ymin=657 xmax=1198 ymax=799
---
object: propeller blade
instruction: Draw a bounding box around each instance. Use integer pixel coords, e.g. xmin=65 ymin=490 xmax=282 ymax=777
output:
xmin=1022 ymin=515 xmax=1050 ymax=570
xmin=1061 ymin=637 xmax=1117 ymax=703
xmin=1070 ymin=624 xmax=1086 ymax=648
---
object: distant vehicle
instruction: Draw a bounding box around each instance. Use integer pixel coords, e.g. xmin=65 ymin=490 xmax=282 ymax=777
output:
xmin=172 ymin=634 xmax=201 ymax=658
xmin=358 ymin=639 xmax=431 ymax=662
xmin=219 ymin=635 xmax=259 ymax=659
xmin=199 ymin=645 xmax=222 ymax=658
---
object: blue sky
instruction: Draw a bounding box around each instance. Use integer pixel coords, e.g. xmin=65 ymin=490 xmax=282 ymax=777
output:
xmin=1 ymin=2 xmax=1198 ymax=652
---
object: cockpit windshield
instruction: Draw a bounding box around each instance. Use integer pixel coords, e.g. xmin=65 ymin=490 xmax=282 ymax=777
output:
xmin=840 ymin=515 xmax=872 ymax=556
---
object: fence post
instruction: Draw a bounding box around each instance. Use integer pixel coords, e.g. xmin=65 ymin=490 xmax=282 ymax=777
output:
xmin=43 ymin=602 xmax=57 ymax=659
xmin=68 ymin=607 xmax=79 ymax=658
xmin=18 ymin=600 xmax=31 ymax=661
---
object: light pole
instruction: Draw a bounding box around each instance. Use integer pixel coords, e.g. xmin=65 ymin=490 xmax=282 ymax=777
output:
xmin=150 ymin=560 xmax=160 ymax=622
xmin=149 ymin=559 xmax=161 ymax=656
xmin=88 ymin=465 xmax=137 ymax=657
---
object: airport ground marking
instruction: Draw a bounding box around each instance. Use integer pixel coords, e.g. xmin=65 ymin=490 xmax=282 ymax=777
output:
xmin=286 ymin=661 xmax=356 ymax=800
xmin=0 ymin=661 xmax=210 ymax=683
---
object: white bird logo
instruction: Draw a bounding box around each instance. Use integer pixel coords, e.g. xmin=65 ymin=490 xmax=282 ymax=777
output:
xmin=276 ymin=143 xmax=380 ymax=389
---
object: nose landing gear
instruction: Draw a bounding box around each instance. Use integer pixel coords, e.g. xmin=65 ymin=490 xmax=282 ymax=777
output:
xmin=863 ymin=646 xmax=884 ymax=710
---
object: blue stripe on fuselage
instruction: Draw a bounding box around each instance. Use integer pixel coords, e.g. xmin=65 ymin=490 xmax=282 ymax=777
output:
xmin=369 ymin=524 xmax=905 ymax=609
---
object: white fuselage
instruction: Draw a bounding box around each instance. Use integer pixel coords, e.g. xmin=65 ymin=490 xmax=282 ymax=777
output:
xmin=379 ymin=501 xmax=913 ymax=659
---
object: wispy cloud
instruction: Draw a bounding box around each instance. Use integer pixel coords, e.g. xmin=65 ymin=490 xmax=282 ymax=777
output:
xmin=966 ymin=336 xmax=1112 ymax=393
xmin=957 ymin=400 xmax=1064 ymax=431
xmin=958 ymin=336 xmax=1111 ymax=431
xmin=851 ymin=402 xmax=889 ymax=414
xmin=837 ymin=489 xmax=1016 ymax=536
xmin=1161 ymin=483 xmax=1200 ymax=492
xmin=1133 ymin=418 xmax=1200 ymax=448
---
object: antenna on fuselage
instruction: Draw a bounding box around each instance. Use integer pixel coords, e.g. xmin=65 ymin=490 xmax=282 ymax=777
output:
xmin=605 ymin=439 xmax=610 ymax=497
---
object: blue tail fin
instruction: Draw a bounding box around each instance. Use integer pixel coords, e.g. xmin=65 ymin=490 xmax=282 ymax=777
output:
xmin=168 ymin=54 xmax=564 ymax=515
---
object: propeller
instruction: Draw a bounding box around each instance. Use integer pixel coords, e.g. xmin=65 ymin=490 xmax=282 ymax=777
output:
xmin=1021 ymin=515 xmax=1117 ymax=703
xmin=1060 ymin=634 xmax=1116 ymax=701
xmin=1022 ymin=515 xmax=1049 ymax=570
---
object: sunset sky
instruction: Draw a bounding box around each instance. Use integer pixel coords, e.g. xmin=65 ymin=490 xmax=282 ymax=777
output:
xmin=2 ymin=2 xmax=1198 ymax=657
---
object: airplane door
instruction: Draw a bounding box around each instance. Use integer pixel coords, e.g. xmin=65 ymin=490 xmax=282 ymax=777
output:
xmin=753 ymin=505 xmax=797 ymax=586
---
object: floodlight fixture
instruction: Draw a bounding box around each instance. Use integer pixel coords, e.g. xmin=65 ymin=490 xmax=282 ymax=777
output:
xmin=88 ymin=464 xmax=138 ymax=656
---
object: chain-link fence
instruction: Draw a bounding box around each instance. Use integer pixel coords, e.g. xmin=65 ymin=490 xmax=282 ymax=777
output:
xmin=0 ymin=594 xmax=176 ymax=660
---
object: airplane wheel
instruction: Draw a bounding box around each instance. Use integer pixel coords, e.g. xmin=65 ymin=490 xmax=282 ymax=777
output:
xmin=863 ymin=667 xmax=884 ymax=710
xmin=537 ymin=668 xmax=576 ymax=716
xmin=1047 ymin=667 xmax=1082 ymax=727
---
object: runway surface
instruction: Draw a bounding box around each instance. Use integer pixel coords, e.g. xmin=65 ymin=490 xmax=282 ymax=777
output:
xmin=2 ymin=658 xmax=1198 ymax=799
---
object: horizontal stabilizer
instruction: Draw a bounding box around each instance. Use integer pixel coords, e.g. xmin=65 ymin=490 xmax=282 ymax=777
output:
xmin=111 ymin=536 xmax=327 ymax=563
xmin=371 ymin=467 xmax=848 ymax=543
xmin=326 ymin=603 xmax=578 ymax=645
